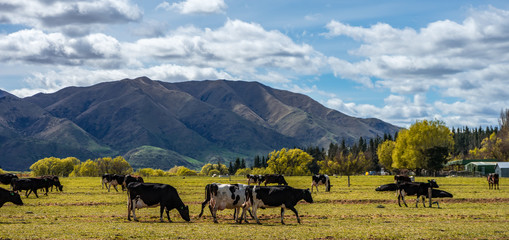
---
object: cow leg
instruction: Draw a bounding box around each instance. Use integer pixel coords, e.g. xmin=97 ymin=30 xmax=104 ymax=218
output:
xmin=252 ymin=205 xmax=261 ymax=224
xmin=127 ymin=197 xmax=132 ymax=221
xmin=33 ymin=189 xmax=39 ymax=198
xmin=280 ymin=207 xmax=285 ymax=225
xmin=198 ymin=198 xmax=209 ymax=218
xmin=25 ymin=189 xmax=31 ymax=198
xmin=234 ymin=208 xmax=239 ymax=223
xmin=131 ymin=199 xmax=139 ymax=222
xmin=44 ymin=187 xmax=49 ymax=196
xmin=166 ymin=209 xmax=171 ymax=223
xmin=159 ymin=205 xmax=165 ymax=222
xmin=113 ymin=184 xmax=119 ymax=192
xmin=212 ymin=206 xmax=218 ymax=223
xmin=288 ymin=206 xmax=300 ymax=224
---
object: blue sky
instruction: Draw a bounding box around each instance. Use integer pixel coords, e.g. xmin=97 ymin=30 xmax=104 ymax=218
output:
xmin=1 ymin=0 xmax=509 ymax=128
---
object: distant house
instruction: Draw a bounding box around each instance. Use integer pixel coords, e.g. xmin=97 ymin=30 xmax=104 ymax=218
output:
xmin=465 ymin=162 xmax=497 ymax=176
xmin=445 ymin=159 xmax=498 ymax=171
xmin=495 ymin=162 xmax=509 ymax=177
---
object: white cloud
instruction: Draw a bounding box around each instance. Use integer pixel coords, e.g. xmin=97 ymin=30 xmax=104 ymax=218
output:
xmin=0 ymin=0 xmax=142 ymax=35
xmin=157 ymin=0 xmax=226 ymax=14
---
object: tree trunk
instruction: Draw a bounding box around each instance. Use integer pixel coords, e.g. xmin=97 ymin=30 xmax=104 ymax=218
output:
xmin=347 ymin=175 xmax=351 ymax=187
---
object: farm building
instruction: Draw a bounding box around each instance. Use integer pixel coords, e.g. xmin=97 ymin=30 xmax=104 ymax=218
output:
xmin=495 ymin=162 xmax=509 ymax=177
xmin=465 ymin=162 xmax=497 ymax=175
xmin=445 ymin=159 xmax=498 ymax=171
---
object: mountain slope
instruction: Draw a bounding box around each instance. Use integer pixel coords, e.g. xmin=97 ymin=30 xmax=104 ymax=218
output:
xmin=0 ymin=77 xmax=401 ymax=170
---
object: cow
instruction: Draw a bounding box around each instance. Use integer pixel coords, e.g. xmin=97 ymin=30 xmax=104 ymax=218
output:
xmin=0 ymin=173 xmax=19 ymax=186
xmin=311 ymin=174 xmax=331 ymax=192
xmin=42 ymin=175 xmax=63 ymax=192
xmin=198 ymin=183 xmax=252 ymax=223
xmin=11 ymin=178 xmax=50 ymax=198
xmin=397 ymin=180 xmax=439 ymax=208
xmin=103 ymin=174 xmax=126 ymax=192
xmin=247 ymin=174 xmax=265 ymax=186
xmin=263 ymin=174 xmax=288 ymax=186
xmin=375 ymin=183 xmax=399 ymax=191
xmin=241 ymin=186 xmax=313 ymax=225
xmin=0 ymin=187 xmax=23 ymax=208
xmin=394 ymin=175 xmax=412 ymax=184
xmin=127 ymin=182 xmax=190 ymax=223
xmin=123 ymin=175 xmax=144 ymax=188
xmin=488 ymin=173 xmax=499 ymax=190
xmin=420 ymin=189 xmax=453 ymax=208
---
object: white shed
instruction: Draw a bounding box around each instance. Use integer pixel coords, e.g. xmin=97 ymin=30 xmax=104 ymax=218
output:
xmin=495 ymin=162 xmax=509 ymax=177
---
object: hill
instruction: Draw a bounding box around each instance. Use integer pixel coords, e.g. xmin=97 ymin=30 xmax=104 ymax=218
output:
xmin=0 ymin=77 xmax=399 ymax=170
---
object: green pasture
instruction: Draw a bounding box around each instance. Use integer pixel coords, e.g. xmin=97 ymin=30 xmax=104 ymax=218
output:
xmin=1 ymin=176 xmax=508 ymax=239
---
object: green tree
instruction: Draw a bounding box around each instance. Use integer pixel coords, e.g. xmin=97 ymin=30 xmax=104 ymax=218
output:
xmin=336 ymin=152 xmax=370 ymax=187
xmin=267 ymin=148 xmax=312 ymax=176
xmin=78 ymin=160 xmax=100 ymax=177
xmin=377 ymin=140 xmax=395 ymax=171
xmin=392 ymin=120 xmax=454 ymax=174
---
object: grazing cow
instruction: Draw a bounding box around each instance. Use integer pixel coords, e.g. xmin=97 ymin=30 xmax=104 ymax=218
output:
xmin=247 ymin=174 xmax=265 ymax=186
xmin=0 ymin=173 xmax=19 ymax=186
xmin=11 ymin=178 xmax=50 ymax=198
xmin=0 ymin=187 xmax=23 ymax=208
xmin=242 ymin=186 xmax=313 ymax=225
xmin=104 ymin=174 xmax=126 ymax=192
xmin=311 ymin=174 xmax=331 ymax=192
xmin=263 ymin=174 xmax=288 ymax=186
xmin=198 ymin=183 xmax=252 ymax=223
xmin=397 ymin=180 xmax=439 ymax=208
xmin=375 ymin=183 xmax=399 ymax=191
xmin=488 ymin=173 xmax=499 ymax=190
xmin=394 ymin=175 xmax=412 ymax=183
xmin=123 ymin=175 xmax=144 ymax=188
xmin=42 ymin=175 xmax=63 ymax=192
xmin=101 ymin=174 xmax=112 ymax=189
xmin=127 ymin=182 xmax=190 ymax=222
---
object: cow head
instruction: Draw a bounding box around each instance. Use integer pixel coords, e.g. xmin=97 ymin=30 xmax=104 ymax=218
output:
xmin=58 ymin=185 xmax=64 ymax=191
xmin=428 ymin=179 xmax=439 ymax=188
xmin=178 ymin=205 xmax=190 ymax=222
xmin=9 ymin=191 xmax=23 ymax=206
xmin=303 ymin=189 xmax=313 ymax=203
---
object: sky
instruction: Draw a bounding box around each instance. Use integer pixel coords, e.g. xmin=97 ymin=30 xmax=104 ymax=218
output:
xmin=1 ymin=0 xmax=509 ymax=128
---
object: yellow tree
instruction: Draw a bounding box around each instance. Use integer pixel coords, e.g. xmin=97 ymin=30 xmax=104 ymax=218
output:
xmin=392 ymin=120 xmax=454 ymax=174
xmin=377 ymin=140 xmax=395 ymax=171
xmin=267 ymin=148 xmax=312 ymax=176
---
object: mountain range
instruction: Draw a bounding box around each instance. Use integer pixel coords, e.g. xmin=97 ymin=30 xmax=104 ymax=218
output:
xmin=0 ymin=77 xmax=399 ymax=170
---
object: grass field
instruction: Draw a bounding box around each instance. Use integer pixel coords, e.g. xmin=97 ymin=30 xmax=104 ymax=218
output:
xmin=1 ymin=175 xmax=508 ymax=239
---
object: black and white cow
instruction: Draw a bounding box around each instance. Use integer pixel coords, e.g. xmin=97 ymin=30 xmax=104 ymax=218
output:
xmin=241 ymin=186 xmax=313 ymax=225
xmin=263 ymin=174 xmax=288 ymax=186
xmin=0 ymin=173 xmax=18 ymax=186
xmin=123 ymin=175 xmax=144 ymax=188
xmin=246 ymin=175 xmax=265 ymax=186
xmin=103 ymin=174 xmax=125 ymax=192
xmin=198 ymin=183 xmax=251 ymax=223
xmin=11 ymin=178 xmax=50 ymax=198
xmin=101 ymin=174 xmax=112 ymax=189
xmin=0 ymin=187 xmax=23 ymax=208
xmin=397 ymin=180 xmax=439 ymax=208
xmin=311 ymin=174 xmax=331 ymax=192
xmin=127 ymin=182 xmax=190 ymax=222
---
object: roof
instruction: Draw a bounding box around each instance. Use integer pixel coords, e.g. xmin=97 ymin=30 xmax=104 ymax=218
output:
xmin=465 ymin=162 xmax=498 ymax=166
xmin=496 ymin=162 xmax=509 ymax=168
xmin=446 ymin=159 xmax=498 ymax=166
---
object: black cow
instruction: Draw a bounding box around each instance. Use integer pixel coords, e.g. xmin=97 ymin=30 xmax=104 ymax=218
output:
xmin=123 ymin=175 xmax=144 ymax=188
xmin=42 ymin=175 xmax=63 ymax=192
xmin=11 ymin=178 xmax=50 ymax=198
xmin=247 ymin=174 xmax=265 ymax=186
xmin=375 ymin=183 xmax=399 ymax=191
xmin=102 ymin=174 xmax=112 ymax=189
xmin=394 ymin=175 xmax=412 ymax=183
xmin=127 ymin=182 xmax=190 ymax=222
xmin=241 ymin=186 xmax=313 ymax=225
xmin=311 ymin=174 xmax=331 ymax=192
xmin=263 ymin=174 xmax=288 ymax=186
xmin=0 ymin=173 xmax=19 ymax=186
xmin=0 ymin=187 xmax=23 ymax=208
xmin=397 ymin=180 xmax=439 ymax=208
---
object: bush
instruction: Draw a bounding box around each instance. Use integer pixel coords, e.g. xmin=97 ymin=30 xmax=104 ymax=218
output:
xmin=30 ymin=157 xmax=81 ymax=177
xmin=235 ymin=168 xmax=251 ymax=176
xmin=200 ymin=163 xmax=229 ymax=176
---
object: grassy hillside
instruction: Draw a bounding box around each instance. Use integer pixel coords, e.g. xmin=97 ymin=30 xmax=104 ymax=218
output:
xmin=123 ymin=145 xmax=200 ymax=169
xmin=1 ymin=176 xmax=508 ymax=239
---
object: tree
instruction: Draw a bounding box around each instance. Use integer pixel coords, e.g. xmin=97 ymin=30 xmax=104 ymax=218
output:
xmin=78 ymin=160 xmax=100 ymax=177
xmin=267 ymin=148 xmax=312 ymax=176
xmin=392 ymin=120 xmax=454 ymax=174
xmin=377 ymin=140 xmax=395 ymax=171
xmin=336 ymin=152 xmax=369 ymax=187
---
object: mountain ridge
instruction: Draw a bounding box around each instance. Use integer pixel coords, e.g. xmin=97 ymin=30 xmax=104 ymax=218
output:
xmin=0 ymin=77 xmax=399 ymax=170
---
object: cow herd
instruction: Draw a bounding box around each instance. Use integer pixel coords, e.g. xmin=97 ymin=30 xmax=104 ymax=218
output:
xmin=0 ymin=172 xmax=501 ymax=225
